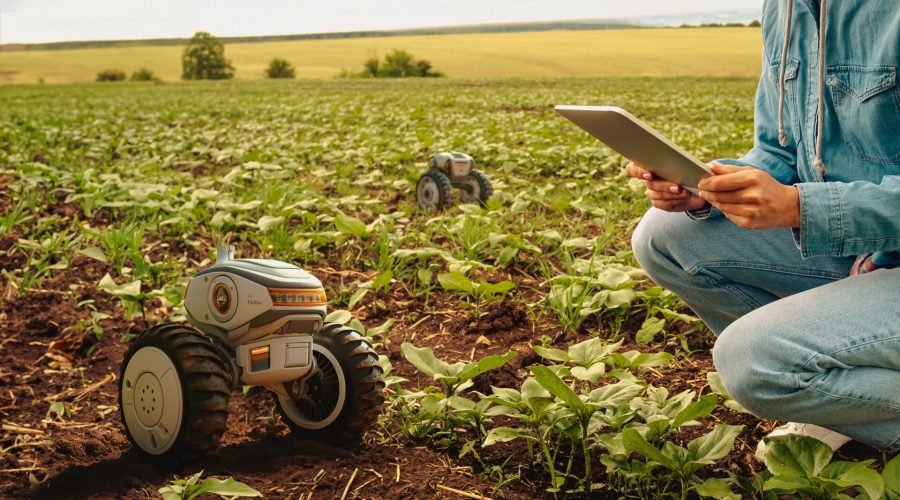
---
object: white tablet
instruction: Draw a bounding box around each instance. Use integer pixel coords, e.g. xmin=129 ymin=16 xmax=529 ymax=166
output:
xmin=555 ymin=105 xmax=713 ymax=193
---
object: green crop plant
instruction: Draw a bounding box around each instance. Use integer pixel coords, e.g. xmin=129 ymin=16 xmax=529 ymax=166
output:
xmin=346 ymin=270 xmax=393 ymax=310
xmin=533 ymin=335 xmax=673 ymax=383
xmin=481 ymin=377 xmax=567 ymax=491
xmin=13 ymin=228 xmax=81 ymax=292
xmin=528 ymin=365 xmax=644 ymax=494
xmin=397 ymin=343 xmax=516 ymax=444
xmin=158 ymin=471 xmax=261 ymax=500
xmin=620 ymin=424 xmax=744 ymax=499
xmin=437 ymin=272 xmax=515 ymax=328
xmin=755 ymin=435 xmax=887 ymax=499
xmin=533 ymin=336 xmax=624 ymax=384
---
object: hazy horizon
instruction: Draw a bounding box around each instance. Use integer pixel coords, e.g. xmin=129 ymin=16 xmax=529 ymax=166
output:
xmin=1 ymin=0 xmax=763 ymax=44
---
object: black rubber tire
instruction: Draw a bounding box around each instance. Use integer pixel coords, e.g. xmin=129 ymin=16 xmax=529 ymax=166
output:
xmin=275 ymin=323 xmax=384 ymax=444
xmin=118 ymin=323 xmax=231 ymax=460
xmin=416 ymin=168 xmax=455 ymax=210
xmin=468 ymin=169 xmax=493 ymax=206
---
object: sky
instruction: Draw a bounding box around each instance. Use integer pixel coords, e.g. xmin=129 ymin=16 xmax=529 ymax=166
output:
xmin=0 ymin=0 xmax=764 ymax=44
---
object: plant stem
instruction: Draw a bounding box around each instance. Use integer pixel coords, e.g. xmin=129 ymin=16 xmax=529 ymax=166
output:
xmin=582 ymin=420 xmax=592 ymax=494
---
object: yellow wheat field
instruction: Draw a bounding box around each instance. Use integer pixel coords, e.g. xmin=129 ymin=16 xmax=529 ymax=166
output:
xmin=0 ymin=27 xmax=762 ymax=84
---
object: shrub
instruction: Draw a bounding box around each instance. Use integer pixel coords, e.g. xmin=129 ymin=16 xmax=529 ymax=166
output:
xmin=131 ymin=68 xmax=158 ymax=81
xmin=182 ymin=32 xmax=235 ymax=80
xmin=96 ymin=69 xmax=126 ymax=82
xmin=265 ymin=58 xmax=295 ymax=79
xmin=354 ymin=49 xmax=443 ymax=78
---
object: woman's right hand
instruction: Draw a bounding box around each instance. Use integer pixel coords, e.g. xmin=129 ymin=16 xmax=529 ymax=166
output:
xmin=625 ymin=162 xmax=709 ymax=212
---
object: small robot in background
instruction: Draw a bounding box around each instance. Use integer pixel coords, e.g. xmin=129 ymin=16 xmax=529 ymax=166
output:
xmin=416 ymin=151 xmax=493 ymax=209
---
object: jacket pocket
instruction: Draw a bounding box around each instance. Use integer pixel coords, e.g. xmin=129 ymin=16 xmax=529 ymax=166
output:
xmin=827 ymin=65 xmax=900 ymax=164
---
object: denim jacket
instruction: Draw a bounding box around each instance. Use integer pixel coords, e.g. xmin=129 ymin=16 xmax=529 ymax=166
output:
xmin=698 ymin=0 xmax=900 ymax=259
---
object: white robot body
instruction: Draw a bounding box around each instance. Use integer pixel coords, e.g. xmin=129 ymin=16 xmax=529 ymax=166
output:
xmin=183 ymin=248 xmax=327 ymax=390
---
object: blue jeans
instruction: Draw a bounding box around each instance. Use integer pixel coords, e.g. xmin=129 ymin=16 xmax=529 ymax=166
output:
xmin=632 ymin=208 xmax=900 ymax=452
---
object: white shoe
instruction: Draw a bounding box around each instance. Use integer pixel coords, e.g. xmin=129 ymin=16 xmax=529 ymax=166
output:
xmin=754 ymin=422 xmax=852 ymax=462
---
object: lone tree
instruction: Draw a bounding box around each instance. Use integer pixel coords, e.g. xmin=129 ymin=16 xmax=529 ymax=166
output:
xmin=265 ymin=58 xmax=295 ymax=79
xmin=182 ymin=32 xmax=235 ymax=80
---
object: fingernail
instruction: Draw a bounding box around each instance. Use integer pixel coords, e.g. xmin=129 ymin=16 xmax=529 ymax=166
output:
xmin=642 ymin=173 xmax=652 ymax=180
xmin=669 ymin=186 xmax=680 ymax=194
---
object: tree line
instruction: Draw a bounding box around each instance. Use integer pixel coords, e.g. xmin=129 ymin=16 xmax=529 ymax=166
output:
xmin=97 ymin=32 xmax=442 ymax=82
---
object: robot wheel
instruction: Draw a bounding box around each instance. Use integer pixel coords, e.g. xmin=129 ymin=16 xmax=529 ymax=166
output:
xmin=275 ymin=322 xmax=384 ymax=443
xmin=119 ymin=324 xmax=231 ymax=459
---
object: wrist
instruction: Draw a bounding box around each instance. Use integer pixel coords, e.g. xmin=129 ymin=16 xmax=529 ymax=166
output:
xmin=786 ymin=185 xmax=801 ymax=228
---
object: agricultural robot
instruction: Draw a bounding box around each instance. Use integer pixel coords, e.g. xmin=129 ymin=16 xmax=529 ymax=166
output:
xmin=118 ymin=246 xmax=384 ymax=458
xmin=416 ymin=151 xmax=493 ymax=209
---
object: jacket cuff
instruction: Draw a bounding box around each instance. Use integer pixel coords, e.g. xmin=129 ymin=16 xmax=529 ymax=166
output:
xmin=796 ymin=182 xmax=843 ymax=257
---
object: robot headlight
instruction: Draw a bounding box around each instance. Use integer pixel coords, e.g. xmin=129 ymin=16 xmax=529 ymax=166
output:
xmin=268 ymin=288 xmax=327 ymax=307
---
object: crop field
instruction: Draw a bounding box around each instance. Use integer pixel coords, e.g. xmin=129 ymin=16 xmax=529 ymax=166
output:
xmin=0 ymin=27 xmax=762 ymax=84
xmin=1 ymin=77 xmax=897 ymax=499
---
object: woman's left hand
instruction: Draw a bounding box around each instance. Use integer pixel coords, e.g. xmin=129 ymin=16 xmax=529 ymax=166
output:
xmin=698 ymin=163 xmax=801 ymax=230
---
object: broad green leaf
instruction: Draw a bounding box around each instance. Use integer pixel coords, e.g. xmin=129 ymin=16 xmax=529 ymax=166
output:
xmin=570 ymin=364 xmax=606 ymax=384
xmin=635 ymin=316 xmax=665 ymax=344
xmin=605 ymin=288 xmax=636 ymax=308
xmin=672 ymin=394 xmax=717 ymax=428
xmin=448 ymin=395 xmax=475 ymax=410
xmin=821 ymin=460 xmax=884 ymax=500
xmin=687 ymin=424 xmax=744 ymax=463
xmin=763 ymin=475 xmax=814 ymax=493
xmin=561 ymin=237 xmax=594 ymax=249
xmin=416 ymin=268 xmax=433 ymax=284
xmin=483 ymin=426 xmax=527 ymax=447
xmin=706 ymin=371 xmax=729 ymax=395
xmin=532 ymin=345 xmax=570 ymax=363
xmin=98 ymin=273 xmax=142 ymax=297
xmin=371 ymin=270 xmax=393 ymax=290
xmin=594 ymin=267 xmax=633 ymax=288
xmin=529 ymin=365 xmax=586 ymax=414
xmin=76 ymin=246 xmax=108 ymax=262
xmin=621 ymin=427 xmax=678 ymax=470
xmin=400 ymin=343 xmax=453 ymax=379
xmin=695 ymin=477 xmax=740 ymax=500
xmin=366 ymin=319 xmax=394 ymax=338
xmin=437 ymin=272 xmax=474 ymax=294
xmin=884 ymin=452 xmax=900 ymax=493
xmin=764 ymin=435 xmax=833 ymax=478
xmin=256 ymin=215 xmax=284 ymax=232
xmin=520 ymin=377 xmax=551 ymax=402
xmin=324 ymin=309 xmax=353 ymax=325
xmin=476 ymin=280 xmax=515 ymax=298
xmin=609 ymin=350 xmax=673 ymax=369
xmin=589 ymin=380 xmax=645 ymax=407
xmin=346 ymin=288 xmax=369 ymax=310
xmin=458 ymin=351 xmax=517 ymax=381
xmin=197 ymin=477 xmax=262 ymax=498
xmin=569 ymin=337 xmax=622 ymax=366
xmin=335 ymin=213 xmax=368 ymax=237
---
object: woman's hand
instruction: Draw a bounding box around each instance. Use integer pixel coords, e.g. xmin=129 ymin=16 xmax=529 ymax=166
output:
xmin=625 ymin=162 xmax=708 ymax=212
xmin=698 ymin=163 xmax=801 ymax=229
